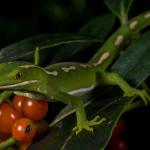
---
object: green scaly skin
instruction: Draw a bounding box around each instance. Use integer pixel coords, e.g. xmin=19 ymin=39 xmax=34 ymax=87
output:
xmin=0 ymin=11 xmax=149 ymax=135
xmin=90 ymin=11 xmax=150 ymax=70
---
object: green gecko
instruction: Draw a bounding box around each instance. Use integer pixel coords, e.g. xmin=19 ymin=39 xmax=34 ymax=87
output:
xmin=0 ymin=11 xmax=150 ymax=135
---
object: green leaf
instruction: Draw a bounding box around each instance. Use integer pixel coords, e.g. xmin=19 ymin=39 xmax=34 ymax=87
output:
xmin=0 ymin=34 xmax=100 ymax=63
xmin=104 ymin=0 xmax=134 ymax=24
xmin=49 ymin=42 xmax=97 ymax=64
xmin=79 ymin=14 xmax=115 ymax=39
xmin=50 ymin=14 xmax=115 ymax=63
xmin=29 ymin=97 xmax=130 ymax=150
xmin=112 ymin=31 xmax=150 ymax=87
xmin=49 ymin=99 xmax=91 ymax=128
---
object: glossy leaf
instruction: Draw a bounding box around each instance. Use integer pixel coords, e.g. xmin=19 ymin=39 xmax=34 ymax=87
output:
xmin=0 ymin=34 xmax=100 ymax=63
xmin=29 ymin=96 xmax=130 ymax=150
xmin=29 ymin=31 xmax=150 ymax=150
xmin=104 ymin=0 xmax=133 ymax=24
xmin=50 ymin=14 xmax=115 ymax=63
xmin=79 ymin=13 xmax=115 ymax=39
xmin=49 ymin=100 xmax=91 ymax=128
xmin=112 ymin=31 xmax=150 ymax=87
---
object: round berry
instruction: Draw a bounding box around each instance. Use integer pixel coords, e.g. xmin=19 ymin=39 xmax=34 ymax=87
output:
xmin=108 ymin=137 xmax=128 ymax=150
xmin=112 ymin=119 xmax=126 ymax=137
xmin=35 ymin=120 xmax=49 ymax=138
xmin=0 ymin=103 xmax=21 ymax=133
xmin=13 ymin=95 xmax=25 ymax=115
xmin=22 ymin=98 xmax=48 ymax=121
xmin=12 ymin=118 xmax=37 ymax=142
xmin=0 ymin=131 xmax=11 ymax=141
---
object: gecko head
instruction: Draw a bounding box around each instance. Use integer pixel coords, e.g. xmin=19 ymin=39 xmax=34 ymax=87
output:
xmin=0 ymin=62 xmax=45 ymax=90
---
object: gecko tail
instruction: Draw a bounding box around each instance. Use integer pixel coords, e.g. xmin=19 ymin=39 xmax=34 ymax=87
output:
xmin=89 ymin=11 xmax=150 ymax=71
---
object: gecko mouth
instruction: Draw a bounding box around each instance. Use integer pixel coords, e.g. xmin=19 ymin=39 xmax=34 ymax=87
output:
xmin=0 ymin=80 xmax=38 ymax=89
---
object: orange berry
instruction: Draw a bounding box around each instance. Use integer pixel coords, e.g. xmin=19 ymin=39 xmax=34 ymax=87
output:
xmin=0 ymin=103 xmax=21 ymax=133
xmin=13 ymin=95 xmax=25 ymax=116
xmin=22 ymin=98 xmax=48 ymax=121
xmin=12 ymin=118 xmax=37 ymax=142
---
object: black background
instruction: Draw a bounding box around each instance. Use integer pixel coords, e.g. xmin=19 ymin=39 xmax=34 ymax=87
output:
xmin=0 ymin=0 xmax=150 ymax=149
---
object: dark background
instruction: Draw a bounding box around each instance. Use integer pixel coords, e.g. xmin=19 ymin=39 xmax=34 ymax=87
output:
xmin=0 ymin=0 xmax=149 ymax=48
xmin=0 ymin=0 xmax=150 ymax=149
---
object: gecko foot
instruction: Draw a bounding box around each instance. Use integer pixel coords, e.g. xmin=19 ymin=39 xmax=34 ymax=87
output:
xmin=124 ymin=88 xmax=150 ymax=105
xmin=73 ymin=115 xmax=106 ymax=135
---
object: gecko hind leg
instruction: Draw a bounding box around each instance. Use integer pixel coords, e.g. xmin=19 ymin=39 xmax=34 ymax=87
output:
xmin=123 ymin=88 xmax=150 ymax=105
xmin=98 ymin=72 xmax=150 ymax=105
xmin=73 ymin=115 xmax=106 ymax=135
xmin=55 ymin=92 xmax=106 ymax=135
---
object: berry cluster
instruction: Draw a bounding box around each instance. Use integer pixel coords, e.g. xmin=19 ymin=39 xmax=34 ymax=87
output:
xmin=0 ymin=95 xmax=49 ymax=149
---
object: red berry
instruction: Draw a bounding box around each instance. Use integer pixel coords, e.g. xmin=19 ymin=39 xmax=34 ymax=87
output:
xmin=112 ymin=120 xmax=126 ymax=137
xmin=12 ymin=118 xmax=37 ymax=142
xmin=108 ymin=137 xmax=128 ymax=150
xmin=22 ymin=98 xmax=48 ymax=121
xmin=35 ymin=120 xmax=49 ymax=138
xmin=18 ymin=141 xmax=32 ymax=150
xmin=0 ymin=131 xmax=11 ymax=141
xmin=13 ymin=95 xmax=25 ymax=116
xmin=0 ymin=103 xmax=21 ymax=133
xmin=13 ymin=95 xmax=48 ymax=121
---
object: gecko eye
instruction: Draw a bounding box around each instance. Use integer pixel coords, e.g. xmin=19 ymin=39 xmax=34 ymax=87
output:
xmin=16 ymin=72 xmax=22 ymax=80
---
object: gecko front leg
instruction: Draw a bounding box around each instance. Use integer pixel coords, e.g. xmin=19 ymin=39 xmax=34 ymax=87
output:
xmin=54 ymin=92 xmax=106 ymax=134
xmin=0 ymin=91 xmax=13 ymax=104
xmin=98 ymin=72 xmax=150 ymax=105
